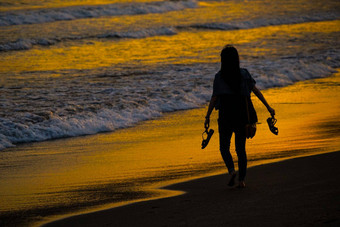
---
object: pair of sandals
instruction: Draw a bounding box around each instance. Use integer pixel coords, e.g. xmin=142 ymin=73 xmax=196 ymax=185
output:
xmin=201 ymin=116 xmax=278 ymax=149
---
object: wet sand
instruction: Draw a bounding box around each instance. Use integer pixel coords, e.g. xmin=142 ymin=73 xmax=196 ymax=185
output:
xmin=45 ymin=151 xmax=340 ymax=227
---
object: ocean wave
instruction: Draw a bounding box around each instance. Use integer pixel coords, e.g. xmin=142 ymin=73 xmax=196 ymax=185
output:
xmin=0 ymin=54 xmax=339 ymax=151
xmin=1 ymin=10 xmax=339 ymax=52
xmin=0 ymin=38 xmax=57 ymax=51
xmin=97 ymin=27 xmax=177 ymax=39
xmin=186 ymin=12 xmax=340 ymax=31
xmin=0 ymin=27 xmax=177 ymax=51
xmin=0 ymin=0 xmax=197 ymax=26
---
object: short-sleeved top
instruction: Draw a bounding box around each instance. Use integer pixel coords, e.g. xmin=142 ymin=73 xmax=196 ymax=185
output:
xmin=212 ymin=68 xmax=256 ymax=129
xmin=212 ymin=68 xmax=256 ymax=98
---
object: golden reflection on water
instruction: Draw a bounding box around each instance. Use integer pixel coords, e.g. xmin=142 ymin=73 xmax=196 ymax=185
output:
xmin=1 ymin=0 xmax=312 ymax=42
xmin=0 ymin=0 xmax=159 ymax=12
xmin=1 ymin=20 xmax=339 ymax=73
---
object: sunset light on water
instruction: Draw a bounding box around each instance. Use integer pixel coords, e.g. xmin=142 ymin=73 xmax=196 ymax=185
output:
xmin=0 ymin=0 xmax=339 ymax=226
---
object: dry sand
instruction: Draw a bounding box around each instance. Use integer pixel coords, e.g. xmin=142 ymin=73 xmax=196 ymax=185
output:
xmin=45 ymin=151 xmax=340 ymax=227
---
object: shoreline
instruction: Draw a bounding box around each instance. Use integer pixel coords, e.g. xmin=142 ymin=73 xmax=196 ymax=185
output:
xmin=41 ymin=70 xmax=340 ymax=226
xmin=1 ymin=71 xmax=340 ymax=227
xmin=44 ymin=151 xmax=340 ymax=226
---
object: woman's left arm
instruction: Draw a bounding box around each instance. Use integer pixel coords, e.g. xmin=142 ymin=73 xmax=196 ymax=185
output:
xmin=252 ymin=86 xmax=275 ymax=116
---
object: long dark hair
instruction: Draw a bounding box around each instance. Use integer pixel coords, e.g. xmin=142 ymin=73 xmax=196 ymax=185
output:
xmin=220 ymin=45 xmax=241 ymax=92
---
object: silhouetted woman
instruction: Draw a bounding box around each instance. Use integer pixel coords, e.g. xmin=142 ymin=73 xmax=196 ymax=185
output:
xmin=204 ymin=45 xmax=275 ymax=188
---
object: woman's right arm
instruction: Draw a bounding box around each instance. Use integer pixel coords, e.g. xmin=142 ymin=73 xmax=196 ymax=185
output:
xmin=204 ymin=95 xmax=218 ymax=129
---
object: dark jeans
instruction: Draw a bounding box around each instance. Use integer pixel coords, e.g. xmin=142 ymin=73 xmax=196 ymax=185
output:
xmin=219 ymin=127 xmax=247 ymax=181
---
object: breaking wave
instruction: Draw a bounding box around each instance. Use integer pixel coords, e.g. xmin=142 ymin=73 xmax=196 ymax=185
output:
xmin=0 ymin=0 xmax=197 ymax=26
xmin=1 ymin=10 xmax=339 ymax=52
xmin=0 ymin=27 xmax=177 ymax=51
xmin=186 ymin=11 xmax=340 ymax=30
xmin=0 ymin=54 xmax=339 ymax=150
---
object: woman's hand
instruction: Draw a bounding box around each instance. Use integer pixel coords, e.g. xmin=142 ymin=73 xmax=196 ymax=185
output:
xmin=204 ymin=116 xmax=210 ymax=129
xmin=205 ymin=96 xmax=217 ymax=129
xmin=267 ymin=106 xmax=275 ymax=117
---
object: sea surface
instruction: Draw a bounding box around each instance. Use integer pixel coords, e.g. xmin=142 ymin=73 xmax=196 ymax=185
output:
xmin=0 ymin=0 xmax=340 ymax=226
xmin=0 ymin=0 xmax=339 ymax=150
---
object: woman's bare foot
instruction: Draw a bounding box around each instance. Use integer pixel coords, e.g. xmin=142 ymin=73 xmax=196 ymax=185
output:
xmin=228 ymin=171 xmax=237 ymax=187
xmin=237 ymin=181 xmax=246 ymax=188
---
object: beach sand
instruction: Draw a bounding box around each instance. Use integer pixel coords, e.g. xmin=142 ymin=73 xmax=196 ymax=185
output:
xmin=45 ymin=151 xmax=340 ymax=227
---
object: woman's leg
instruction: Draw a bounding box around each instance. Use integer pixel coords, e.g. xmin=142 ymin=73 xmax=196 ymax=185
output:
xmin=219 ymin=129 xmax=235 ymax=174
xmin=234 ymin=128 xmax=247 ymax=182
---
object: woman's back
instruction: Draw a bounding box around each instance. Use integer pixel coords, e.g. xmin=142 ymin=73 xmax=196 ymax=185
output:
xmin=214 ymin=68 xmax=256 ymax=128
xmin=218 ymin=94 xmax=247 ymax=127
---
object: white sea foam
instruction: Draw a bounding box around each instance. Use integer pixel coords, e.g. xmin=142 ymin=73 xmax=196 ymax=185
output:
xmin=0 ymin=38 xmax=57 ymax=51
xmin=188 ymin=12 xmax=340 ymax=31
xmin=0 ymin=0 xmax=197 ymax=26
xmin=98 ymin=27 xmax=177 ymax=39
xmin=0 ymin=55 xmax=339 ymax=151
xmin=0 ymin=27 xmax=177 ymax=51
